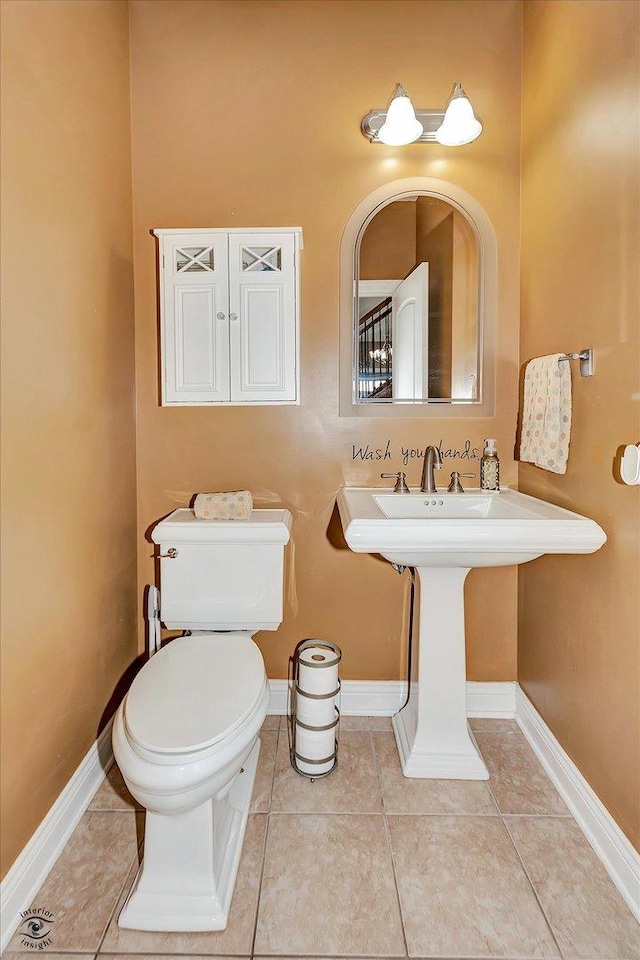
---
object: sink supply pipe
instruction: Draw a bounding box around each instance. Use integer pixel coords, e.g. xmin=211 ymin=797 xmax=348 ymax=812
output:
xmin=392 ymin=565 xmax=416 ymax=713
xmin=289 ymin=639 xmax=342 ymax=781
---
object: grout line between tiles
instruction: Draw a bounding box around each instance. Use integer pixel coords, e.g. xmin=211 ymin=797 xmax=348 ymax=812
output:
xmin=479 ymin=762 xmax=571 ymax=821
xmin=501 ymin=812 xmax=572 ymax=818
xmin=481 ymin=754 xmax=502 ymax=815
xmin=249 ymin=726 xmax=280 ymax=959
xmin=265 ymin=809 xmax=503 ymax=817
xmin=266 ymin=721 xmax=279 ymax=807
xmin=370 ymin=728 xmax=409 ymax=958
xmin=477 ymin=736 xmax=567 ymax=958
xmin=265 ymin=809 xmax=385 ymax=816
xmin=94 ymin=842 xmax=141 ymax=956
xmin=501 ymin=815 xmax=566 ymax=960
xmin=5 ymin=953 xmax=95 ymax=957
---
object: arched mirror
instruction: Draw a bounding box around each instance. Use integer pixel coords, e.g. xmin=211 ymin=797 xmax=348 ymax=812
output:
xmin=340 ymin=178 xmax=496 ymax=418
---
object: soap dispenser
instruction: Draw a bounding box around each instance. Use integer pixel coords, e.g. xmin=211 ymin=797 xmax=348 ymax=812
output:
xmin=480 ymin=438 xmax=500 ymax=491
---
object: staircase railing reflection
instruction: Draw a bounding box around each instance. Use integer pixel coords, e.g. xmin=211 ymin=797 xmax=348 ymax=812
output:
xmin=358 ymin=298 xmax=392 ymax=399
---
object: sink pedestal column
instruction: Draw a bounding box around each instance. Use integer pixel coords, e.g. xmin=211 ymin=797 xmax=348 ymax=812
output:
xmin=392 ymin=566 xmax=488 ymax=780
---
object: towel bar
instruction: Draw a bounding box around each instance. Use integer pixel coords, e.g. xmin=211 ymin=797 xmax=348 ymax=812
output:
xmin=558 ymin=347 xmax=593 ymax=377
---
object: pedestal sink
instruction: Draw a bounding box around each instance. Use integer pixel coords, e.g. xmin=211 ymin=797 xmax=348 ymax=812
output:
xmin=337 ymin=487 xmax=606 ymax=780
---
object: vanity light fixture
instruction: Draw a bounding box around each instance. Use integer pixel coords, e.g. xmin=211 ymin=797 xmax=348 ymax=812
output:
xmin=435 ymin=83 xmax=483 ymax=146
xmin=361 ymin=82 xmax=482 ymax=146
xmin=376 ymin=84 xmax=424 ymax=145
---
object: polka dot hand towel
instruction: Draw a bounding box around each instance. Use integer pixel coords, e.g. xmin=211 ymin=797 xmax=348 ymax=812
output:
xmin=193 ymin=490 xmax=253 ymax=520
xmin=520 ymin=355 xmax=572 ymax=474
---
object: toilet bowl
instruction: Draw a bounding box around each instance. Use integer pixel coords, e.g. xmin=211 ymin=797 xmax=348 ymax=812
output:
xmin=112 ymin=507 xmax=291 ymax=932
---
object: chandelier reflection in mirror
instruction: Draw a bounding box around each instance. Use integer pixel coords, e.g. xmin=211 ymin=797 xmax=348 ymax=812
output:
xmin=361 ymin=82 xmax=482 ymax=147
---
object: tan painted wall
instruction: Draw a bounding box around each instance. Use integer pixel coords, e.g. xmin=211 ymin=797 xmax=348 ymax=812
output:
xmin=451 ymin=211 xmax=479 ymax=398
xmin=0 ymin=0 xmax=138 ymax=876
xmin=130 ymin=0 xmax=522 ymax=683
xmin=520 ymin=0 xmax=640 ymax=848
xmin=360 ymin=201 xmax=416 ymax=281
xmin=416 ymin=206 xmax=454 ymax=397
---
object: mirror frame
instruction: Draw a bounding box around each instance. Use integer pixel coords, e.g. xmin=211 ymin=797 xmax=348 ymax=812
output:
xmin=339 ymin=177 xmax=497 ymax=418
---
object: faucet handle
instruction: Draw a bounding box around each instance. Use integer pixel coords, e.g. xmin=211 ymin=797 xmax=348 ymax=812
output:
xmin=381 ymin=471 xmax=410 ymax=493
xmin=447 ymin=471 xmax=475 ymax=493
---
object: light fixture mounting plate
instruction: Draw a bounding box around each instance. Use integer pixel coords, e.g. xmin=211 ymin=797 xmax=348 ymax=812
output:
xmin=361 ymin=109 xmax=446 ymax=143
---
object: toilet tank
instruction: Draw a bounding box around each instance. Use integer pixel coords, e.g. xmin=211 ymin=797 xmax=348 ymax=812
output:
xmin=151 ymin=508 xmax=292 ymax=631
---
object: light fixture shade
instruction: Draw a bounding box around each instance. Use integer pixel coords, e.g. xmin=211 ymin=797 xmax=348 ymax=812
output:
xmin=377 ymin=84 xmax=424 ymax=146
xmin=435 ymin=83 xmax=482 ymax=146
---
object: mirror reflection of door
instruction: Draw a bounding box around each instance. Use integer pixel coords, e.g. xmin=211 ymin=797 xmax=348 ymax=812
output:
xmin=392 ymin=263 xmax=428 ymax=399
xmin=357 ymin=195 xmax=479 ymax=403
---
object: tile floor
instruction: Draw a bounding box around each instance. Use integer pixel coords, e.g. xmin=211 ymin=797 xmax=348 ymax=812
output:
xmin=5 ymin=717 xmax=639 ymax=960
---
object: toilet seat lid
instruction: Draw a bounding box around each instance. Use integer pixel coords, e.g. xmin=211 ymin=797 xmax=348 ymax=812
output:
xmin=123 ymin=633 xmax=266 ymax=755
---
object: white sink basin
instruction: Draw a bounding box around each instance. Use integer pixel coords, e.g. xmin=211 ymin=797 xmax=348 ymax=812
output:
xmin=375 ymin=490 xmax=538 ymax=519
xmin=337 ymin=485 xmax=606 ymax=781
xmin=338 ymin=487 xmax=606 ymax=568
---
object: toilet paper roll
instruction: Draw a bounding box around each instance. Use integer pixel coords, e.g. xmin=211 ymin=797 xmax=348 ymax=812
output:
xmin=295 ymin=722 xmax=335 ymax=776
xmin=295 ymin=691 xmax=337 ymax=729
xmin=297 ymin=645 xmax=340 ymax=697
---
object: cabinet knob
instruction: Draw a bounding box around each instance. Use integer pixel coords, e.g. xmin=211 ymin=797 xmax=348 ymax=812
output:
xmin=216 ymin=312 xmax=226 ymax=320
xmin=229 ymin=313 xmax=238 ymax=321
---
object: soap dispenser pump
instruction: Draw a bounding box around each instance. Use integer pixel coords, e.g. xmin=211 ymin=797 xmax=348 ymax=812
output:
xmin=480 ymin=438 xmax=500 ymax=491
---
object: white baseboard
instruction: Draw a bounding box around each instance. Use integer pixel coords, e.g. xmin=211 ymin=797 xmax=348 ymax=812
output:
xmin=515 ymin=687 xmax=640 ymax=923
xmin=0 ymin=720 xmax=115 ymax=953
xmin=466 ymin=681 xmax=518 ymax=717
xmin=268 ymin=679 xmax=517 ymax=717
xmin=268 ymin=678 xmax=406 ymax=716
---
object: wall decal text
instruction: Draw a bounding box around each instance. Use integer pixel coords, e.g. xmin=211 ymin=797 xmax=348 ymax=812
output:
xmin=351 ymin=439 xmax=481 ymax=465
xmin=351 ymin=440 xmax=392 ymax=461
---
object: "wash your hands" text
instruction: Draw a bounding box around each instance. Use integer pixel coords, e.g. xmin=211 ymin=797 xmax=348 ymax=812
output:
xmin=351 ymin=439 xmax=481 ymax=465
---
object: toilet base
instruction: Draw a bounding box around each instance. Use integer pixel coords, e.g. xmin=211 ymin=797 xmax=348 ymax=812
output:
xmin=118 ymin=738 xmax=260 ymax=932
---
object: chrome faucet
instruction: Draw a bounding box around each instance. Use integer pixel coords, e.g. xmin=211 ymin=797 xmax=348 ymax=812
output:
xmin=420 ymin=445 xmax=443 ymax=493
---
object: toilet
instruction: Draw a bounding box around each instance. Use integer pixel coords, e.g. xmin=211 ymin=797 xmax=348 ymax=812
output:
xmin=112 ymin=506 xmax=292 ymax=932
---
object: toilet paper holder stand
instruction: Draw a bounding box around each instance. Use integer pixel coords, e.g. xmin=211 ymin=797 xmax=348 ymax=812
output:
xmin=288 ymin=638 xmax=342 ymax=781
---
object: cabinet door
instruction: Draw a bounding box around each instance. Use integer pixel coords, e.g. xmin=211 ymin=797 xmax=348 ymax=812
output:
xmin=228 ymin=233 xmax=297 ymax=402
xmin=160 ymin=233 xmax=229 ymax=403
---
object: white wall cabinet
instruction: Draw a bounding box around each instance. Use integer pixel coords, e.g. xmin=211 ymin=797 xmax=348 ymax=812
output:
xmin=154 ymin=228 xmax=302 ymax=405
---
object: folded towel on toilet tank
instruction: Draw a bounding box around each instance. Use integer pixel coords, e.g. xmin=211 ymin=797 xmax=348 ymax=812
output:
xmin=193 ymin=490 xmax=253 ymax=520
